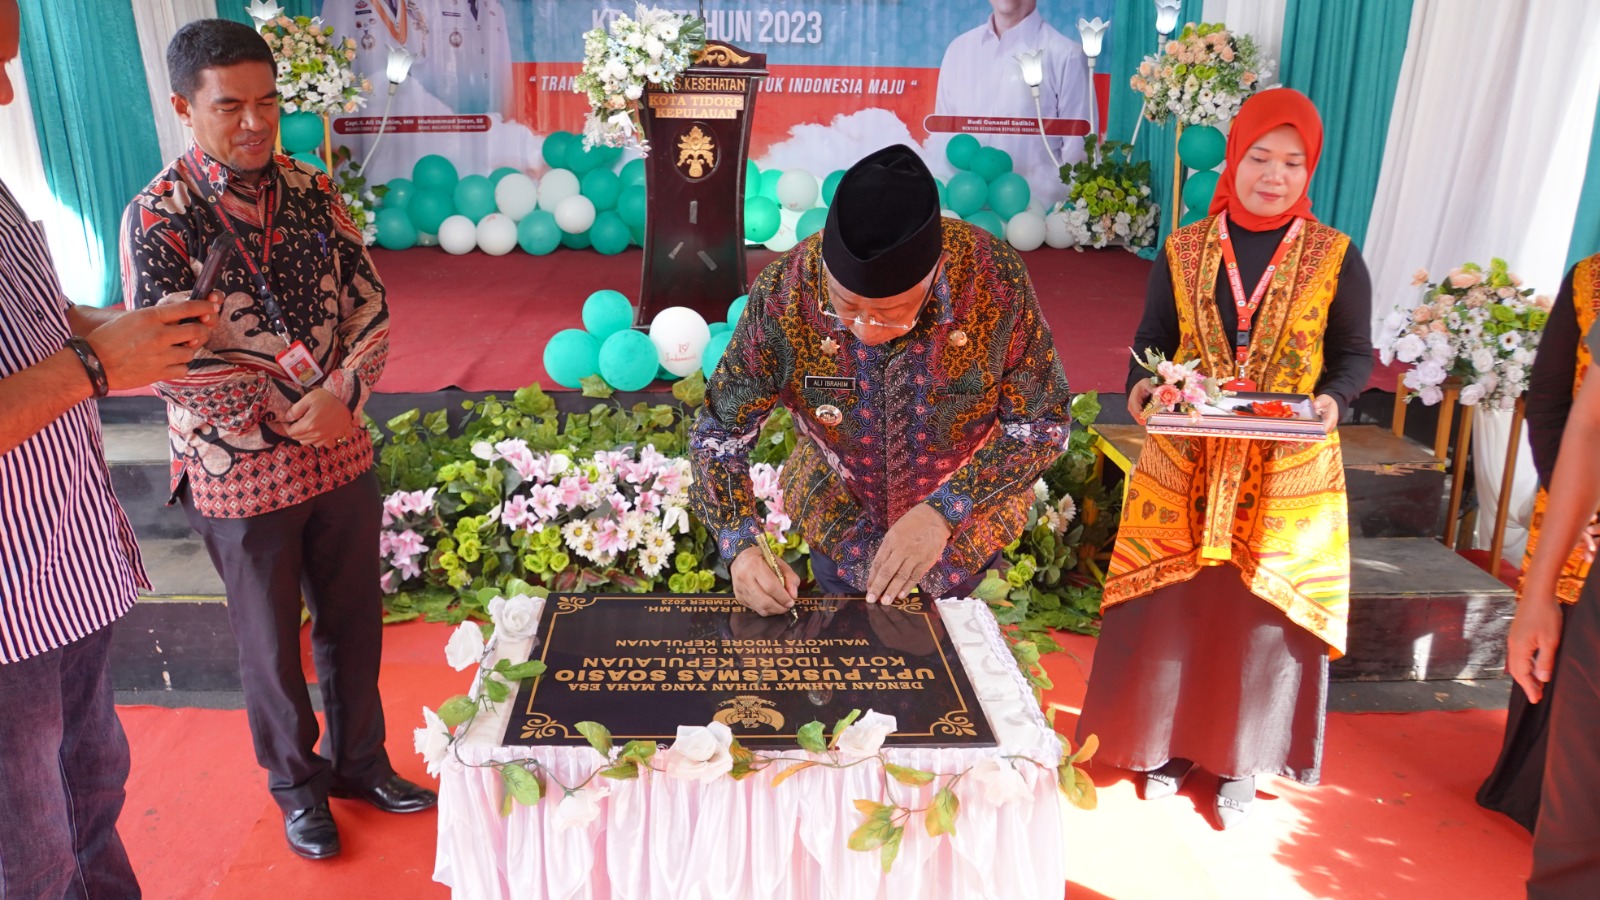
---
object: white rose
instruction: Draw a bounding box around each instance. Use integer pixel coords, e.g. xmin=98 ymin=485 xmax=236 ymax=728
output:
xmin=664 ymin=722 xmax=734 ymax=783
xmin=444 ymin=621 xmax=486 ymax=672
xmin=1459 ymin=383 xmax=1487 ymax=406
xmin=413 ymin=706 xmax=451 ymax=777
xmin=835 ymin=710 xmax=897 ymax=758
xmin=1419 ymin=385 xmax=1444 ymax=406
xmin=1471 ymin=348 xmax=1495 ymax=373
xmin=488 ymin=595 xmax=539 ymax=641
xmin=968 ymin=756 xmax=1033 ymax=807
xmin=1393 ymin=334 xmax=1425 ymax=364
xmin=1415 ymin=360 xmax=1447 ymax=386
xmin=554 ymin=784 xmax=610 ymax=832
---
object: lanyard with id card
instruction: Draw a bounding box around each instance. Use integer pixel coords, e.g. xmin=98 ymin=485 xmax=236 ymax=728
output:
xmin=179 ymin=160 xmax=325 ymax=390
xmin=1216 ymin=215 xmax=1302 ymax=392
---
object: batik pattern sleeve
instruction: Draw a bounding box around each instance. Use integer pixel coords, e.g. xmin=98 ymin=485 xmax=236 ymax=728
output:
xmin=689 ymin=269 xmax=784 ymax=562
xmin=119 ymin=192 xmax=279 ymax=433
xmin=922 ymin=270 xmax=1072 ymax=526
xmin=318 ymin=191 xmax=389 ymax=414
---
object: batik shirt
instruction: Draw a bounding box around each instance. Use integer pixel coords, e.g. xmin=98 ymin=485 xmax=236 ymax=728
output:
xmin=690 ymin=220 xmax=1072 ymax=596
xmin=121 ymin=146 xmax=389 ymax=518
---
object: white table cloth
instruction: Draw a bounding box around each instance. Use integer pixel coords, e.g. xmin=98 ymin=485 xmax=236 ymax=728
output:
xmin=432 ymin=597 xmax=1067 ymax=899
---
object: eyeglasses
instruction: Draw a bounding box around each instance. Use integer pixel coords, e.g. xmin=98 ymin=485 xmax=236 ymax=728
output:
xmin=819 ymin=255 xmax=944 ymax=333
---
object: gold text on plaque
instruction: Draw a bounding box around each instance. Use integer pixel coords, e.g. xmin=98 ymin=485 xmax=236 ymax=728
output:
xmin=694 ymin=45 xmax=752 ymax=66
xmin=677 ymin=125 xmax=716 ymax=178
xmin=713 ymin=695 xmax=785 ymax=732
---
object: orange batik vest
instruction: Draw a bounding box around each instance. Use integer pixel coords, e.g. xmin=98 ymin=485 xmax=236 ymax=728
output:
xmin=1520 ymin=253 xmax=1600 ymax=604
xmin=1104 ymin=216 xmax=1353 ymax=654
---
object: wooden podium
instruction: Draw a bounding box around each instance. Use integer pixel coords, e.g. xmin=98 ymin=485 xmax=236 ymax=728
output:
xmin=637 ymin=42 xmax=768 ymax=323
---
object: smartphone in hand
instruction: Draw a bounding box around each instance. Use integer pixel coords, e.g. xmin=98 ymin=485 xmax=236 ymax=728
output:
xmin=182 ymin=234 xmax=234 ymax=322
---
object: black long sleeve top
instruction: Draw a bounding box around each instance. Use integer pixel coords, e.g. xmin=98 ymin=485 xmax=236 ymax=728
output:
xmin=1126 ymin=219 xmax=1375 ymax=418
xmin=1525 ymin=265 xmax=1580 ymax=489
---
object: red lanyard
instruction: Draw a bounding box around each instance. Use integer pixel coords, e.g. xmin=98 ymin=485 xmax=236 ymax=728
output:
xmin=1217 ymin=216 xmax=1301 ymax=387
xmin=181 ymin=160 xmax=293 ymax=344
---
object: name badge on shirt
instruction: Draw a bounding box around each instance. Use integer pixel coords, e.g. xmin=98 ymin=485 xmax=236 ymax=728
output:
xmin=276 ymin=340 xmax=326 ymax=388
xmin=803 ymin=375 xmax=857 ymax=392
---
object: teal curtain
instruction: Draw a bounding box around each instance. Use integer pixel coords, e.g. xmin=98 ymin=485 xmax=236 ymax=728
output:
xmin=1565 ymin=89 xmax=1600 ymax=270
xmin=219 ymin=0 xmax=322 ymax=27
xmin=1105 ymin=0 xmax=1204 ymax=257
xmin=19 ymin=0 xmax=161 ymax=307
xmin=1279 ymin=0 xmax=1413 ymax=251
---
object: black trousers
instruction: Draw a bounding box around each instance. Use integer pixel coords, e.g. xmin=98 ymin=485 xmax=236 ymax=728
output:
xmin=1530 ymin=570 xmax=1600 ymax=898
xmin=182 ymin=471 xmax=394 ymax=812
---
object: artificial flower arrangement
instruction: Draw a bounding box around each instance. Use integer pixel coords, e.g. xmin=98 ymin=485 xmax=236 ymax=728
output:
xmin=413 ymin=594 xmax=1099 ymax=872
xmin=1378 ymin=259 xmax=1551 ymax=409
xmin=1131 ymin=348 xmax=1231 ymax=420
xmin=254 ymin=12 xmax=371 ymax=115
xmin=575 ymin=4 xmax=708 ymax=151
xmin=1055 ymin=135 xmax=1160 ymax=251
xmin=1130 ymin=22 xmax=1273 ymax=127
xmin=329 ymin=147 xmax=379 ymax=246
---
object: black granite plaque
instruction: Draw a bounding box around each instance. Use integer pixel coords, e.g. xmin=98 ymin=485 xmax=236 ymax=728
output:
xmin=504 ymin=594 xmax=996 ymax=748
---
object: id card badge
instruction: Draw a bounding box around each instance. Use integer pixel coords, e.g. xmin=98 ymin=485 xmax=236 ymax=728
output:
xmin=276 ymin=340 xmax=326 ymax=388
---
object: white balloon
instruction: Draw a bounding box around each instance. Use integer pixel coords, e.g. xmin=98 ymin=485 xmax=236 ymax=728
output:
xmin=775 ymin=169 xmax=819 ymax=212
xmin=1005 ymin=211 xmax=1047 ymax=252
xmin=476 ymin=213 xmax=518 ymax=256
xmin=494 ymin=173 xmax=539 ymax=221
xmin=553 ymin=195 xmax=597 ymax=234
xmin=416 ymin=231 xmax=439 ymax=247
xmin=940 ymin=209 xmax=961 ymax=219
xmin=1043 ymin=211 xmax=1075 ymax=249
xmin=649 ymin=306 xmax=712 ymax=377
xmin=538 ymin=168 xmax=580 ymax=211
xmin=763 ymin=207 xmax=801 ymax=253
xmin=438 ymin=215 xmax=477 ymax=255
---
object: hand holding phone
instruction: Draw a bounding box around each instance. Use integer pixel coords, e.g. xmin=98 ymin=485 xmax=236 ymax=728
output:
xmin=184 ymin=234 xmax=234 ymax=321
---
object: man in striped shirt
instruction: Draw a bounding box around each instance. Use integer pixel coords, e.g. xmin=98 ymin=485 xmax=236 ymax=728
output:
xmin=0 ymin=1 xmax=220 ymax=892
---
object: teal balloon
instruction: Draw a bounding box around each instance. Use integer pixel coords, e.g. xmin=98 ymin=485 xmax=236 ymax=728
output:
xmin=542 ymin=131 xmax=577 ymax=170
xmin=987 ymin=173 xmax=1030 ymax=219
xmin=583 ymin=289 xmax=635 ymax=339
xmin=744 ymin=196 xmax=780 ymax=242
xmin=657 ymin=364 xmax=681 ymax=382
xmin=1178 ymin=125 xmax=1227 ymax=171
xmin=561 ymin=229 xmax=592 ymax=250
xmin=598 ymin=329 xmax=658 ymax=391
xmin=796 ymin=206 xmax=828 ymax=241
xmin=581 ymin=168 xmax=622 ymax=211
xmin=965 ymin=210 xmax=1005 ymax=239
xmin=453 ymin=174 xmax=496 ymax=223
xmin=382 ymin=178 xmax=414 ymax=211
xmin=279 ymin=111 xmax=324 ymax=154
xmin=589 ymin=211 xmax=630 ymax=255
xmin=628 ymin=222 xmax=646 ymax=246
xmin=821 ymin=169 xmax=845 ymax=204
xmin=620 ymin=158 xmax=647 ymax=188
xmin=1180 ymin=206 xmax=1209 ymax=227
xmin=412 ymin=154 xmax=458 ymax=192
xmin=516 ymin=210 xmax=562 ymax=255
xmin=589 ymin=145 xmax=623 ymax=171
xmin=407 ymin=188 xmax=454 ymax=234
xmin=971 ymin=147 xmax=1012 ymax=182
xmin=727 ymin=294 xmax=748 ymax=324
xmin=709 ymin=321 xmax=730 ymax=337
xmin=617 ymin=186 xmax=647 ymax=229
xmin=566 ymin=143 xmax=604 ymax=175
xmin=489 ymin=166 xmax=521 ymax=186
xmin=946 ymin=133 xmax=981 ymax=170
xmin=745 ymin=160 xmax=760 ymax=192
xmin=374 ymin=208 xmax=417 ymax=250
xmin=1182 ymin=170 xmax=1220 ymax=213
xmin=935 ymin=178 xmax=948 ymax=210
xmin=701 ymin=330 xmax=734 ymax=377
xmin=946 ymin=171 xmax=988 ymax=217
xmin=759 ymin=168 xmax=782 ymax=201
xmin=291 ymin=151 xmax=327 ymax=172
xmin=542 ymin=328 xmax=600 ymax=389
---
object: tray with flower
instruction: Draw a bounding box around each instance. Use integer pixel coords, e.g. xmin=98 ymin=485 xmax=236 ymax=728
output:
xmin=1146 ymin=391 xmax=1330 ymax=441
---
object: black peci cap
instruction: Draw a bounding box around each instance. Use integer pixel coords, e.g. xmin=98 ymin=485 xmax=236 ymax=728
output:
xmin=820 ymin=144 xmax=942 ymax=299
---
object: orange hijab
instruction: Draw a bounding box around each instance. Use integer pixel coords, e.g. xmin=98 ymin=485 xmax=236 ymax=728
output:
xmin=1208 ymin=88 xmax=1323 ymax=231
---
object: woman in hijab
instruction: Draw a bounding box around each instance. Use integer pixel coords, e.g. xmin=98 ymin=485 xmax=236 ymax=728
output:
xmin=1076 ymin=88 xmax=1373 ymax=829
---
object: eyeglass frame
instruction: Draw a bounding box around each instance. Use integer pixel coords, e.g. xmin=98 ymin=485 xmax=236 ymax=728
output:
xmin=817 ymin=252 xmax=946 ymax=333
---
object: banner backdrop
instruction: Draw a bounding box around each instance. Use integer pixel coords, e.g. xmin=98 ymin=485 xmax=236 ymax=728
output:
xmin=326 ymin=1 xmax=1110 ymax=209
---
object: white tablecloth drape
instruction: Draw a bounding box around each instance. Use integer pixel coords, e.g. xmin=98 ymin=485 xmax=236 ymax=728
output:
xmin=432 ymin=597 xmax=1067 ymax=900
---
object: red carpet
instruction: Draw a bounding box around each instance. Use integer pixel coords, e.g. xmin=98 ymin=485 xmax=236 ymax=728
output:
xmin=372 ymin=245 xmax=1153 ymax=396
xmin=118 ymin=619 xmax=1532 ymax=899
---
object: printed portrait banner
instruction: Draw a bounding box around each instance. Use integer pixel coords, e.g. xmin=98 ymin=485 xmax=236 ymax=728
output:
xmin=326 ymin=0 xmax=1111 ymax=209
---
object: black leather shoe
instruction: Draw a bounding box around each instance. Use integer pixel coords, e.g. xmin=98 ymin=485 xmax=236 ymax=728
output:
xmin=284 ymin=802 xmax=340 ymax=860
xmin=329 ymin=775 xmax=438 ymax=814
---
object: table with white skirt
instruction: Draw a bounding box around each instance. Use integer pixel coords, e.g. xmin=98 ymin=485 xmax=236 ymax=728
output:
xmin=432 ymin=596 xmax=1067 ymax=899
